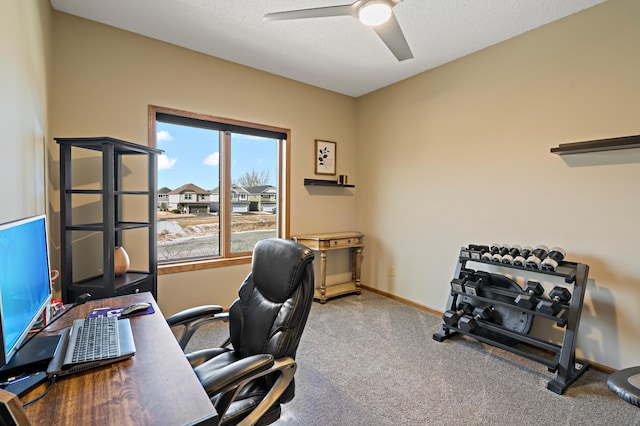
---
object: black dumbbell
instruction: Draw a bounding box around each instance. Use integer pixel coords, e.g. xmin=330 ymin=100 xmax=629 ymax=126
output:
xmin=512 ymin=246 xmax=532 ymax=267
xmin=443 ymin=303 xmax=474 ymax=328
xmin=501 ymin=245 xmax=522 ymax=265
xmin=541 ymin=247 xmax=566 ymax=271
xmin=468 ymin=244 xmax=490 ymax=260
xmin=525 ymin=245 xmax=549 ymax=269
xmin=462 ymin=271 xmax=491 ymax=297
xmin=537 ymin=286 xmax=571 ymax=315
xmin=458 ymin=306 xmax=495 ymax=332
xmin=468 ymin=244 xmax=490 ymax=254
xmin=514 ymin=280 xmax=544 ymax=309
xmin=482 ymin=243 xmax=500 ymax=261
xmin=450 ymin=268 xmax=476 ymax=293
xmin=492 ymin=244 xmax=511 ymax=262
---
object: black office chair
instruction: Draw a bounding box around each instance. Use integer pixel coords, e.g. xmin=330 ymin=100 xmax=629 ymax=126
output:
xmin=167 ymin=238 xmax=315 ymax=426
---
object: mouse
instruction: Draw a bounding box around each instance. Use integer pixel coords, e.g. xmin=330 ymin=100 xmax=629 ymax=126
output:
xmin=120 ymin=302 xmax=151 ymax=317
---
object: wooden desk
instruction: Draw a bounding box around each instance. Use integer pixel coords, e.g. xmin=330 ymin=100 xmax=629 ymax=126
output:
xmin=23 ymin=293 xmax=216 ymax=425
xmin=292 ymin=232 xmax=364 ymax=303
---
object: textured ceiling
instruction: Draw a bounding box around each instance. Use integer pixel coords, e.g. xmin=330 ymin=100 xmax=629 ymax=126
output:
xmin=50 ymin=0 xmax=607 ymax=97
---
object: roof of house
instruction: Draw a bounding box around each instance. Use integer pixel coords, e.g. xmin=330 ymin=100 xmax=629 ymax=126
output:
xmin=210 ymin=184 xmax=250 ymax=195
xmin=245 ymin=185 xmax=276 ymax=194
xmin=232 ymin=184 xmax=250 ymax=195
xmin=168 ymin=183 xmax=209 ymax=195
xmin=158 ymin=187 xmax=172 ymax=194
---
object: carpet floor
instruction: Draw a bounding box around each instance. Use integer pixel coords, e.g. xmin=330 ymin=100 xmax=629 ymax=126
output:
xmin=182 ymin=289 xmax=640 ymax=425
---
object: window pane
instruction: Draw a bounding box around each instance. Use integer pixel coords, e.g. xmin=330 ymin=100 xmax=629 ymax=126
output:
xmin=229 ymin=134 xmax=278 ymax=254
xmin=156 ymin=122 xmax=220 ymax=261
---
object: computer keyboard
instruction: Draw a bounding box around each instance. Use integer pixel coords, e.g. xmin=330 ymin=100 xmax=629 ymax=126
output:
xmin=71 ymin=316 xmax=121 ymax=363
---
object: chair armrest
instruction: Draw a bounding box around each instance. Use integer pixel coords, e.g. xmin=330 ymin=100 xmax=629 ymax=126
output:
xmin=186 ymin=348 xmax=231 ymax=368
xmin=166 ymin=305 xmax=224 ymax=326
xmin=166 ymin=305 xmax=226 ymax=350
xmin=200 ymin=354 xmax=275 ymax=396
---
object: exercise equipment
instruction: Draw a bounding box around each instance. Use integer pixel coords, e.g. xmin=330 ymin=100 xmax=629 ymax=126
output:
xmin=537 ymin=286 xmax=571 ymax=316
xmin=525 ymin=245 xmax=549 ymax=269
xmin=514 ymin=280 xmax=544 ymax=309
xmin=541 ymin=247 xmax=566 ymax=271
xmin=458 ymin=271 xmax=534 ymax=339
xmin=492 ymin=244 xmax=511 ymax=262
xmin=461 ymin=270 xmax=490 ymax=296
xmin=434 ymin=245 xmax=590 ymax=394
xmin=512 ymin=246 xmax=532 ymax=267
xmin=458 ymin=306 xmax=495 ymax=332
xmin=501 ymin=245 xmax=522 ymax=265
xmin=442 ymin=303 xmax=474 ymax=328
xmin=449 ymin=268 xmax=476 ymax=293
xmin=608 ymin=366 xmax=640 ymax=407
xmin=482 ymin=244 xmax=500 ymax=261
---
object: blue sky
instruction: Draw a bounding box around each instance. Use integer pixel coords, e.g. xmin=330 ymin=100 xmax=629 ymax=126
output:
xmin=156 ymin=122 xmax=277 ymax=190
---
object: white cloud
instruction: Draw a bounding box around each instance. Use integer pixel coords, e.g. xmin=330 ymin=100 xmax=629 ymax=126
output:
xmin=204 ymin=152 xmax=220 ymax=167
xmin=157 ymin=130 xmax=173 ymax=143
xmin=158 ymin=154 xmax=178 ymax=170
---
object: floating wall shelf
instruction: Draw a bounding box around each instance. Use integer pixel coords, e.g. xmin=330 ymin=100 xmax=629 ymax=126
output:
xmin=551 ymin=134 xmax=640 ymax=155
xmin=304 ymin=178 xmax=354 ymax=188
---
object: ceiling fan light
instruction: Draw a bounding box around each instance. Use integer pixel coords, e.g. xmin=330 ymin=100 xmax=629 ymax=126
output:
xmin=359 ymin=2 xmax=392 ymax=26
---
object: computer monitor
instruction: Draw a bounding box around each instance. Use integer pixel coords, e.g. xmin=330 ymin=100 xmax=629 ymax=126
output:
xmin=0 ymin=214 xmax=55 ymax=377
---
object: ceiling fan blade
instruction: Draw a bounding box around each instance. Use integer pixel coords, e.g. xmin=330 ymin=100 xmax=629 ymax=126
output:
xmin=372 ymin=13 xmax=413 ymax=61
xmin=264 ymin=2 xmax=360 ymax=21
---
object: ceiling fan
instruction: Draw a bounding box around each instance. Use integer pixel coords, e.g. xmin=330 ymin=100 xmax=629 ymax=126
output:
xmin=264 ymin=0 xmax=413 ymax=62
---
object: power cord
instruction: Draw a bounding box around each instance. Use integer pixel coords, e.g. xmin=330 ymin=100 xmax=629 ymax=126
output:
xmin=22 ymin=375 xmax=58 ymax=407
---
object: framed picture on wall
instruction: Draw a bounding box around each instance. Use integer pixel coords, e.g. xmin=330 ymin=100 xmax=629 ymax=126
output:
xmin=315 ymin=139 xmax=336 ymax=175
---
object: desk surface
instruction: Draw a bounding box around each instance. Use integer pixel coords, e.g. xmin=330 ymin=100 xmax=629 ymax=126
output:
xmin=23 ymin=292 xmax=216 ymax=425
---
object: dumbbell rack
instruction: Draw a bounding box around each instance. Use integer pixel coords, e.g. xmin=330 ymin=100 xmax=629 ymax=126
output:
xmin=432 ymin=246 xmax=590 ymax=394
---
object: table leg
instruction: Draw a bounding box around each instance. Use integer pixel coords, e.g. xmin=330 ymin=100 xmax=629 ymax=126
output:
xmin=319 ymin=250 xmax=327 ymax=303
xmin=355 ymin=247 xmax=362 ymax=294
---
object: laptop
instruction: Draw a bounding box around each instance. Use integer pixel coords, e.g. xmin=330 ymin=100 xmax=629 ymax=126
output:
xmin=47 ymin=316 xmax=136 ymax=378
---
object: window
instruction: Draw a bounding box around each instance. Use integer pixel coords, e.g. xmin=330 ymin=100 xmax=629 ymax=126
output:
xmin=149 ymin=105 xmax=290 ymax=273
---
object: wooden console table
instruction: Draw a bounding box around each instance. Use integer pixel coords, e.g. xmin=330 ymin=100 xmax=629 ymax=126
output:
xmin=292 ymin=232 xmax=364 ymax=303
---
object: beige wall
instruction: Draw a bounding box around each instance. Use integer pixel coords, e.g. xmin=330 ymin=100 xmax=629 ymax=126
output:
xmin=48 ymin=12 xmax=357 ymax=314
xmin=0 ymin=0 xmax=52 ymax=223
xmin=356 ymin=0 xmax=640 ymax=370
xmin=6 ymin=0 xmax=638 ymax=371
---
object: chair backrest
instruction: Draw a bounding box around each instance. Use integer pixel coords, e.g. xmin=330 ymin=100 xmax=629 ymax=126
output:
xmin=228 ymin=237 xmax=314 ymax=361
xmin=227 ymin=238 xmax=314 ymax=404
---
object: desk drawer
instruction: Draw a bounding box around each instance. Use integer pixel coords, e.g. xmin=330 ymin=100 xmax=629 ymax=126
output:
xmin=323 ymin=236 xmax=362 ymax=249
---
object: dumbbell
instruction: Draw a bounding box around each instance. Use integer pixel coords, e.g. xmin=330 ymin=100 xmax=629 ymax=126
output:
xmin=514 ymin=280 xmax=544 ymax=309
xmin=462 ymin=270 xmax=491 ymax=297
xmin=458 ymin=306 xmax=495 ymax=332
xmin=468 ymin=244 xmax=490 ymax=254
xmin=541 ymin=247 xmax=566 ymax=271
xmin=512 ymin=246 xmax=533 ymax=267
xmin=501 ymin=245 xmax=522 ymax=265
xmin=442 ymin=303 xmax=474 ymax=328
xmin=492 ymin=244 xmax=511 ymax=262
xmin=480 ymin=243 xmax=500 ymax=260
xmin=536 ymin=286 xmax=571 ymax=316
xmin=525 ymin=245 xmax=549 ymax=269
xmin=482 ymin=244 xmax=500 ymax=261
xmin=450 ymin=268 xmax=476 ymax=293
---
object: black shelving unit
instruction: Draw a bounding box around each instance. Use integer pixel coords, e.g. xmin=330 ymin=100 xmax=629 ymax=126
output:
xmin=304 ymin=178 xmax=354 ymax=188
xmin=57 ymin=137 xmax=163 ymax=303
xmin=433 ymin=246 xmax=590 ymax=394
